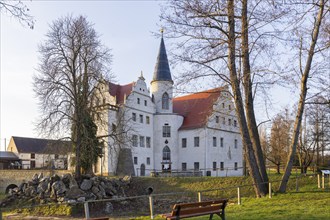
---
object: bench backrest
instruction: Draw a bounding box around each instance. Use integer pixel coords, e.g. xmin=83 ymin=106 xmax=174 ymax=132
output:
xmin=170 ymin=199 xmax=228 ymax=217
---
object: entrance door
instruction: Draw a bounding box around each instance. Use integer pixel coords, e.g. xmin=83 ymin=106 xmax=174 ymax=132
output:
xmin=140 ymin=164 xmax=146 ymax=176
xmin=162 ymin=146 xmax=171 ymax=172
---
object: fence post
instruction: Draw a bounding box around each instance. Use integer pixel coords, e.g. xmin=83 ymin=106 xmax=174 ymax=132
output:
xmin=269 ymin=182 xmax=272 ymax=198
xmin=84 ymin=202 xmax=90 ymax=220
xmin=198 ymin=192 xmax=202 ymax=202
xmin=149 ymin=195 xmax=154 ymax=219
xmin=318 ymin=174 xmax=321 ymax=188
xmin=296 ymin=176 xmax=299 ymax=192
xmin=322 ymin=173 xmax=325 ymax=189
xmin=237 ymin=187 xmax=241 ymax=205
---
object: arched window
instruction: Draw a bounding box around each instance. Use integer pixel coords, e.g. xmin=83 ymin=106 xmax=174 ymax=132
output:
xmin=162 ymin=146 xmax=171 ymax=161
xmin=162 ymin=92 xmax=169 ymax=110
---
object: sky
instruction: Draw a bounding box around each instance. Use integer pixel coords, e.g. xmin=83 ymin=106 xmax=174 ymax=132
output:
xmin=0 ymin=0 xmax=165 ymax=150
xmin=0 ymin=0 xmax=298 ymax=151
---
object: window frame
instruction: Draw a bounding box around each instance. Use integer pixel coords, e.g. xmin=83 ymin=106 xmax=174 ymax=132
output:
xmin=194 ymin=137 xmax=200 ymax=147
xmin=162 ymin=92 xmax=169 ymax=110
xmin=194 ymin=162 xmax=200 ymax=171
xmin=213 ymin=161 xmax=217 ymax=171
xmin=146 ymin=137 xmax=151 ymax=148
xmin=220 ymin=162 xmax=224 ymax=171
xmin=182 ymin=138 xmax=187 ymax=148
xmin=162 ymin=124 xmax=171 ymax=137
xmin=140 ymin=136 xmax=145 ymax=147
xmin=132 ymin=135 xmax=138 ymax=147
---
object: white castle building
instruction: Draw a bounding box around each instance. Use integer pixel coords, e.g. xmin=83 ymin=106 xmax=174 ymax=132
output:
xmin=96 ymin=36 xmax=243 ymax=177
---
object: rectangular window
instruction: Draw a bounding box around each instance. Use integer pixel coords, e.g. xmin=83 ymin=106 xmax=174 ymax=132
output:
xmin=182 ymin=138 xmax=187 ymax=148
xmin=137 ymin=98 xmax=140 ymax=104
xmin=147 ymin=157 xmax=150 ymax=165
xmin=234 ymin=120 xmax=237 ymax=127
xmin=55 ymin=154 xmax=59 ymax=159
xmin=194 ymin=137 xmax=200 ymax=147
xmin=235 ymin=162 xmax=238 ymax=171
xmin=220 ymin=162 xmax=224 ymax=171
xmin=216 ymin=116 xmax=219 ymax=123
xmin=146 ymin=116 xmax=150 ymax=124
xmin=132 ymin=135 xmax=138 ymax=147
xmin=213 ymin=137 xmax=217 ymax=147
xmin=213 ymin=162 xmax=217 ymax=171
xmin=220 ymin=137 xmax=224 ymax=147
xmin=139 ymin=114 xmax=143 ymax=123
xmin=229 ymin=104 xmax=231 ymax=110
xmin=228 ymin=118 xmax=232 ymax=126
xmin=182 ymin=163 xmax=187 ymax=171
xmin=222 ymin=117 xmax=226 ymax=125
xmin=134 ymin=157 xmax=138 ymax=165
xmin=146 ymin=137 xmax=151 ymax=148
xmin=222 ymin=103 xmax=225 ymax=108
xmin=144 ymin=100 xmax=147 ymax=106
xmin=140 ymin=136 xmax=145 ymax=147
xmin=31 ymin=153 xmax=35 ymax=159
xmin=163 ymin=124 xmax=171 ymax=137
xmin=132 ymin=113 xmax=136 ymax=122
xmin=235 ymin=139 xmax=238 ymax=149
xmin=194 ymin=162 xmax=200 ymax=171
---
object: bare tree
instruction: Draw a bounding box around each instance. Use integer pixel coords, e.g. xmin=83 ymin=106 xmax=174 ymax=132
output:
xmin=160 ymin=0 xmax=289 ymax=197
xmin=0 ymin=0 xmax=34 ymax=29
xmin=279 ymin=0 xmax=328 ymax=192
xmin=268 ymin=110 xmax=293 ymax=174
xmin=297 ymin=113 xmax=316 ymax=174
xmin=34 ymin=15 xmax=112 ymax=178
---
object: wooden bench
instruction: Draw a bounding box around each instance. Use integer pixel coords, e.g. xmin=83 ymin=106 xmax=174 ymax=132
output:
xmin=162 ymin=199 xmax=228 ymax=220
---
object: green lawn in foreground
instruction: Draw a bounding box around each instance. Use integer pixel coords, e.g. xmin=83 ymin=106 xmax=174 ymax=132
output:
xmin=145 ymin=191 xmax=329 ymax=220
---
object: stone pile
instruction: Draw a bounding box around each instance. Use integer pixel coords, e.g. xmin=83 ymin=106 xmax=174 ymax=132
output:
xmin=0 ymin=173 xmax=132 ymax=207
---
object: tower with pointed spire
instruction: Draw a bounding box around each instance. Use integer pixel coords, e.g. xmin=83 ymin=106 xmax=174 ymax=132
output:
xmin=94 ymin=31 xmax=243 ymax=178
xmin=151 ymin=32 xmax=174 ymax=114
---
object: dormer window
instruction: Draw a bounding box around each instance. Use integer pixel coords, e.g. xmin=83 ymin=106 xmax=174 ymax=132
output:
xmin=162 ymin=92 xmax=169 ymax=110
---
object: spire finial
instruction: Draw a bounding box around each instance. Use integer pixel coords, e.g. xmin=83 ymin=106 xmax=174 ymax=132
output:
xmin=160 ymin=28 xmax=164 ymax=38
xmin=139 ymin=71 xmax=145 ymax=81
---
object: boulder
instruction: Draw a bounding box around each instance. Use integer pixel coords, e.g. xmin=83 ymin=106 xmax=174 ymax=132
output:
xmin=80 ymin=179 xmax=93 ymax=191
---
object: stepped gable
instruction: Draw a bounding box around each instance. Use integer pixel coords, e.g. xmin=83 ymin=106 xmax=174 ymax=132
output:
xmin=108 ymin=82 xmax=134 ymax=104
xmin=173 ymin=87 xmax=224 ymax=130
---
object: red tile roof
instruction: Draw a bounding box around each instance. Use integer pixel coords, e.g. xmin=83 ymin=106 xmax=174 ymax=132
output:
xmin=108 ymin=82 xmax=134 ymax=104
xmin=108 ymin=81 xmax=225 ymax=130
xmin=173 ymin=87 xmax=224 ymax=130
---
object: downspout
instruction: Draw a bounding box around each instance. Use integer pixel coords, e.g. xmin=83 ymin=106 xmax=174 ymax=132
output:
xmin=204 ymin=127 xmax=207 ymax=176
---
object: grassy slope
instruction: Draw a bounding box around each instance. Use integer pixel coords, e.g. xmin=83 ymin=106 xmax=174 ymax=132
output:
xmin=1 ymin=174 xmax=329 ymax=219
xmin=133 ymin=174 xmax=329 ymax=220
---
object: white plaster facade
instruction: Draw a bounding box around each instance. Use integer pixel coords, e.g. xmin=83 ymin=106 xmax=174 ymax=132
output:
xmin=96 ymin=37 xmax=243 ymax=177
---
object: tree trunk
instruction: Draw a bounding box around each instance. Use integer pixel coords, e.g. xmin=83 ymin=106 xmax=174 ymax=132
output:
xmin=241 ymin=0 xmax=269 ymax=193
xmin=227 ymin=0 xmax=265 ymax=197
xmin=279 ymin=0 xmax=325 ymax=193
xmin=276 ymin=164 xmax=280 ymax=174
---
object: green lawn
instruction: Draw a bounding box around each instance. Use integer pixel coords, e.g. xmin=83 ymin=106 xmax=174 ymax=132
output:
xmin=143 ymin=191 xmax=329 ymax=220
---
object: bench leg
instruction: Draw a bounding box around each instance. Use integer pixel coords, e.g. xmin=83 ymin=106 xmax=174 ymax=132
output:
xmin=209 ymin=213 xmax=214 ymax=220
